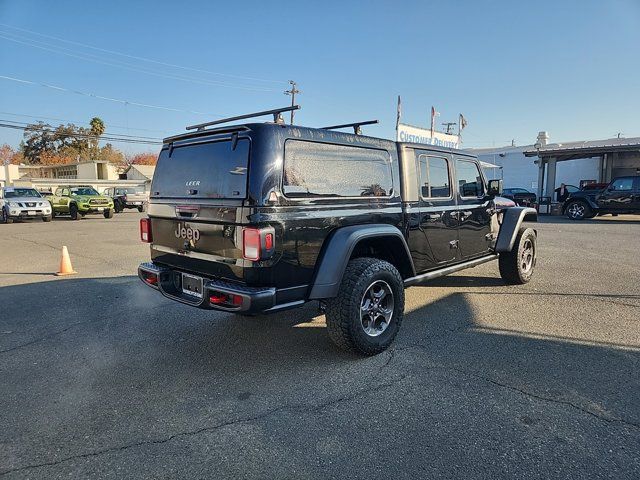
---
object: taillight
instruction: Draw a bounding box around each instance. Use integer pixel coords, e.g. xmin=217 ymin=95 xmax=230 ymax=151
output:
xmin=242 ymin=226 xmax=276 ymax=261
xmin=140 ymin=218 xmax=152 ymax=243
xmin=242 ymin=228 xmax=261 ymax=261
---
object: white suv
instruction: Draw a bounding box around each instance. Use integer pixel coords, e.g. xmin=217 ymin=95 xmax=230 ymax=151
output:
xmin=1 ymin=187 xmax=53 ymax=223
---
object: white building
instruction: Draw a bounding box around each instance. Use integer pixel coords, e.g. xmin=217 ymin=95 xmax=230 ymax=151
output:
xmin=470 ymin=132 xmax=640 ymax=200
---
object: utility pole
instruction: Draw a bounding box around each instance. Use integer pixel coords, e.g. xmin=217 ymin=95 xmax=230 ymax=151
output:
xmin=442 ymin=122 xmax=457 ymax=135
xmin=284 ymin=80 xmax=301 ymax=124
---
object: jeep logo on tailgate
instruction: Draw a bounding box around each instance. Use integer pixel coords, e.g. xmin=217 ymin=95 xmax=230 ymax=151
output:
xmin=175 ymin=223 xmax=200 ymax=242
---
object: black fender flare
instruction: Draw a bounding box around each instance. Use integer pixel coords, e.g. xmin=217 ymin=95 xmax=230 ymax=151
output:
xmin=308 ymin=224 xmax=415 ymax=300
xmin=495 ymin=207 xmax=537 ymax=253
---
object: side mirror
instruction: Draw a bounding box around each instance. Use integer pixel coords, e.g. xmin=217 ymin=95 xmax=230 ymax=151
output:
xmin=487 ymin=179 xmax=503 ymax=197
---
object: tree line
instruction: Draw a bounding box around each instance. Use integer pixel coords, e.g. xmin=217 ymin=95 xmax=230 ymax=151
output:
xmin=0 ymin=117 xmax=157 ymax=167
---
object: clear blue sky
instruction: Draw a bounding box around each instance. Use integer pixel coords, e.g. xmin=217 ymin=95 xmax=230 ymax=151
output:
xmin=0 ymin=0 xmax=638 ymax=153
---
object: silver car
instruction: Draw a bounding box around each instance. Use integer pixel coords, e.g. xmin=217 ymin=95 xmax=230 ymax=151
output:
xmin=1 ymin=187 xmax=53 ymax=223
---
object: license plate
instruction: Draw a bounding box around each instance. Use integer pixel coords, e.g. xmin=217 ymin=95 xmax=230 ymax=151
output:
xmin=97 ymin=207 xmax=104 ymax=212
xmin=134 ymin=202 xmax=142 ymax=205
xmin=27 ymin=211 xmax=36 ymax=215
xmin=182 ymin=273 xmax=203 ymax=298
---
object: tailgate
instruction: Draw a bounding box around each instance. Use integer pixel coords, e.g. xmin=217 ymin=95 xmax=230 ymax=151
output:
xmin=149 ymin=204 xmax=246 ymax=281
xmin=126 ymin=194 xmax=147 ymax=202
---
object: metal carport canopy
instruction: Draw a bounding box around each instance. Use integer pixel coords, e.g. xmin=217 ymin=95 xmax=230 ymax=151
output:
xmin=524 ymin=137 xmax=640 ymax=160
xmin=524 ymin=136 xmax=640 ymax=198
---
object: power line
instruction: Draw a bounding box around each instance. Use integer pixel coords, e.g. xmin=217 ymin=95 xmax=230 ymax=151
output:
xmin=0 ymin=74 xmax=227 ymax=117
xmin=0 ymin=23 xmax=286 ymax=85
xmin=0 ymin=121 xmax=162 ymax=145
xmin=1 ymin=119 xmax=162 ymax=140
xmin=0 ymin=111 xmax=171 ymax=135
xmin=0 ymin=31 xmax=281 ymax=92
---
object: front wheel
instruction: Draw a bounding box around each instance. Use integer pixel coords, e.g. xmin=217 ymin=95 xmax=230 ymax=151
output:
xmin=104 ymin=209 xmax=114 ymax=219
xmin=1 ymin=207 xmax=13 ymax=224
xmin=566 ymin=201 xmax=590 ymax=220
xmin=137 ymin=204 xmax=146 ymax=213
xmin=325 ymin=257 xmax=404 ymax=356
xmin=42 ymin=215 xmax=52 ymax=222
xmin=69 ymin=204 xmax=80 ymax=220
xmin=499 ymin=227 xmax=537 ymax=285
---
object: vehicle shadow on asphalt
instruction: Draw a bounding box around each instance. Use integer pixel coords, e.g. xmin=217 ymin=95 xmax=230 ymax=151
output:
xmin=0 ymin=274 xmax=639 ymax=476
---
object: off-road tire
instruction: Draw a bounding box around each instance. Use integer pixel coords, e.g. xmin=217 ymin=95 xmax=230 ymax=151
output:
xmin=499 ymin=227 xmax=537 ymax=285
xmin=114 ymin=201 xmax=123 ymax=213
xmin=566 ymin=200 xmax=591 ymax=220
xmin=104 ymin=209 xmax=114 ymax=219
xmin=2 ymin=207 xmax=13 ymax=224
xmin=69 ymin=203 xmax=80 ymax=220
xmin=137 ymin=204 xmax=146 ymax=213
xmin=42 ymin=215 xmax=52 ymax=222
xmin=325 ymin=257 xmax=404 ymax=356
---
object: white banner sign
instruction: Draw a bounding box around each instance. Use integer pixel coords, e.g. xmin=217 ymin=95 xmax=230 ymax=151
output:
xmin=396 ymin=123 xmax=460 ymax=149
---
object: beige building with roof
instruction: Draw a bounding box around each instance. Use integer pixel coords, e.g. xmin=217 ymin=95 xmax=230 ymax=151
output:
xmin=1 ymin=160 xmax=155 ymax=193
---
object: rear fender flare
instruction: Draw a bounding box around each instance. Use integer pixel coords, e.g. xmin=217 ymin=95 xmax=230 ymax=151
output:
xmin=308 ymin=224 xmax=415 ymax=300
xmin=495 ymin=207 xmax=537 ymax=253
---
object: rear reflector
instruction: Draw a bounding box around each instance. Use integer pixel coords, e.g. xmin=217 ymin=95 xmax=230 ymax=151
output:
xmin=140 ymin=218 xmax=152 ymax=243
xmin=141 ymin=270 xmax=158 ymax=286
xmin=209 ymin=291 xmax=243 ymax=308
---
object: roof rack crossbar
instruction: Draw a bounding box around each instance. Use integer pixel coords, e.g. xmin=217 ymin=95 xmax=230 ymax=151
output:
xmin=186 ymin=105 xmax=301 ymax=131
xmin=322 ymin=120 xmax=379 ymax=135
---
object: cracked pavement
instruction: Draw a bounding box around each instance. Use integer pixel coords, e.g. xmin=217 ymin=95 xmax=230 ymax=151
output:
xmin=0 ymin=213 xmax=639 ymax=479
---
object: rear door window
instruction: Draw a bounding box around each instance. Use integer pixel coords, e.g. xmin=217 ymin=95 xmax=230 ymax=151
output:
xmin=283 ymin=140 xmax=393 ymax=198
xmin=417 ymin=155 xmax=451 ymax=199
xmin=152 ymin=139 xmax=250 ymax=199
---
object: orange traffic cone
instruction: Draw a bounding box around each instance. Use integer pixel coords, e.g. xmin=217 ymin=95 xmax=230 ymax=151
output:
xmin=55 ymin=246 xmax=77 ymax=276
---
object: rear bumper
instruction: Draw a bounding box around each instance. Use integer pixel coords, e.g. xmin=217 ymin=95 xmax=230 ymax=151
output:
xmin=138 ymin=262 xmax=276 ymax=314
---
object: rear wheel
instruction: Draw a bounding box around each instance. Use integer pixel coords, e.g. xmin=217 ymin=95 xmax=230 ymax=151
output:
xmin=69 ymin=203 xmax=80 ymax=220
xmin=566 ymin=200 xmax=590 ymax=220
xmin=499 ymin=227 xmax=537 ymax=285
xmin=325 ymin=257 xmax=404 ymax=356
xmin=104 ymin=209 xmax=114 ymax=219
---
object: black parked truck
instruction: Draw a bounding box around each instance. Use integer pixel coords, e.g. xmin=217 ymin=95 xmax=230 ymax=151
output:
xmin=139 ymin=106 xmax=538 ymax=355
xmin=563 ymin=176 xmax=640 ymax=220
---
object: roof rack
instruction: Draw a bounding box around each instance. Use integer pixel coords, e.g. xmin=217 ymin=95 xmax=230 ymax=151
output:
xmin=322 ymin=120 xmax=379 ymax=135
xmin=186 ymin=105 xmax=301 ymax=131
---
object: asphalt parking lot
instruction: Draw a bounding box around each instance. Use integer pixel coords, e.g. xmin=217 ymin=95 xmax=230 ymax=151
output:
xmin=0 ymin=213 xmax=638 ymax=479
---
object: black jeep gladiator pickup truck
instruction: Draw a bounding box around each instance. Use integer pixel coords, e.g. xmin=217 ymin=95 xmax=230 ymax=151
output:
xmin=139 ymin=106 xmax=537 ymax=355
xmin=564 ymin=176 xmax=640 ymax=220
